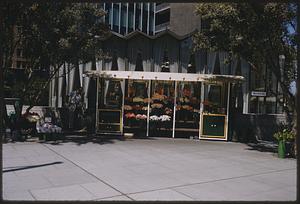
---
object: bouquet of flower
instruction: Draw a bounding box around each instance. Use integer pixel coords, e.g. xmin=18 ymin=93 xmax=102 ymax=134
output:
xmin=124 ymin=105 xmax=133 ymax=110
xmin=136 ymin=114 xmax=147 ymax=120
xmin=151 ymin=103 xmax=163 ymax=109
xmin=125 ymin=113 xmax=136 ymax=119
xmin=152 ymin=93 xmax=166 ymax=100
xmin=143 ymin=98 xmax=150 ymax=103
xmin=165 ymin=107 xmax=173 ymax=115
xmin=150 ymin=115 xmax=160 ymax=121
xmin=273 ymin=129 xmax=295 ymax=142
xmin=133 ymin=105 xmax=142 ymax=110
xmin=159 ymin=115 xmax=171 ymax=121
xmin=133 ymin=97 xmax=144 ymax=103
xmin=182 ymin=105 xmax=193 ymax=111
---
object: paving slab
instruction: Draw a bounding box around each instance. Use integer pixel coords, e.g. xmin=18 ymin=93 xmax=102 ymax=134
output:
xmin=30 ymin=184 xmax=95 ymax=200
xmin=3 ymin=190 xmax=35 ymax=201
xmin=80 ymin=182 xmax=122 ymax=199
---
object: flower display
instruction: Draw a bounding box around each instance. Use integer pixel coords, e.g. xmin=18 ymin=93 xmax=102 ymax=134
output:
xmin=23 ymin=112 xmax=40 ymax=123
xmin=36 ymin=123 xmax=62 ymax=133
xmin=150 ymin=115 xmax=171 ymax=121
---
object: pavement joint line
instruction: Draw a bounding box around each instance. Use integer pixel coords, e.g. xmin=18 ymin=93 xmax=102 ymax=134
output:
xmin=92 ymin=194 xmax=135 ymax=201
xmin=124 ymin=167 xmax=296 ymax=197
xmin=28 ymin=189 xmax=37 ymax=200
xmin=41 ymin=143 xmax=134 ymax=201
xmin=171 ymin=187 xmax=196 ymax=200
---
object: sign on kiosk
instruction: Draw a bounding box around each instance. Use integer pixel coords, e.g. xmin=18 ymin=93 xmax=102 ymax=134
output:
xmin=251 ymin=91 xmax=266 ymax=97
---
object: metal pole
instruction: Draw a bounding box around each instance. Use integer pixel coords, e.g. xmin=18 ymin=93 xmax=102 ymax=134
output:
xmin=95 ymin=78 xmax=99 ymax=133
xmin=146 ymin=80 xmax=151 ymax=137
xmin=172 ymin=81 xmax=177 ymax=138
xmin=226 ymin=83 xmax=231 ymax=141
xmin=121 ymin=80 xmax=125 ymax=135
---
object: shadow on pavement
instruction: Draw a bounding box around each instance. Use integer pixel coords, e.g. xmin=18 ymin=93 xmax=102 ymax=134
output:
xmin=3 ymin=161 xmax=63 ymax=173
xmin=39 ymin=133 xmax=158 ymax=146
xmin=245 ymin=141 xmax=277 ymax=153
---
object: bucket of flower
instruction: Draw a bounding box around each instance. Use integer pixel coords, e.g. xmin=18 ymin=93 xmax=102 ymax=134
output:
xmin=273 ymin=129 xmax=295 ymax=158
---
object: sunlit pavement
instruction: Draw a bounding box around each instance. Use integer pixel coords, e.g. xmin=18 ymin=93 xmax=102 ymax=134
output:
xmin=3 ymin=137 xmax=296 ymax=201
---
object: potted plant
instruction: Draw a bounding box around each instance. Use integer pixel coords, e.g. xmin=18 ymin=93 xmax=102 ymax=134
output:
xmin=273 ymin=129 xmax=295 ymax=158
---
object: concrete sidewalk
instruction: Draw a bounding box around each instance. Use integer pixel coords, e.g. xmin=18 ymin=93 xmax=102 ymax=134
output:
xmin=2 ymin=137 xmax=296 ymax=201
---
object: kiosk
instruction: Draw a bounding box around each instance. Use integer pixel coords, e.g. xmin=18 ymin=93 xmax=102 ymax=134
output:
xmin=85 ymin=70 xmax=244 ymax=141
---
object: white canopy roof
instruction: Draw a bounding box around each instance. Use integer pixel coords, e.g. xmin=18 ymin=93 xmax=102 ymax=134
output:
xmin=84 ymin=70 xmax=244 ymax=83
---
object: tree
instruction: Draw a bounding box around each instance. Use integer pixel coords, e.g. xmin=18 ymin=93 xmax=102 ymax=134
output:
xmin=0 ymin=2 xmax=110 ymax=139
xmin=193 ymin=2 xmax=297 ymax=126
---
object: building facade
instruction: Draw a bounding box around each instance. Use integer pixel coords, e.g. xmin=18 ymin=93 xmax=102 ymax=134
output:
xmin=49 ymin=30 xmax=286 ymax=116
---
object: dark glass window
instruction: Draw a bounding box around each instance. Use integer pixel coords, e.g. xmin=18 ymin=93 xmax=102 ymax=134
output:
xmin=105 ymin=4 xmax=111 ymax=25
xmin=155 ymin=9 xmax=170 ymax=26
xmin=135 ymin=8 xmax=141 ymax=30
xmin=142 ymin=9 xmax=147 ymax=33
xmin=128 ymin=4 xmax=134 ymax=29
xmin=150 ymin=3 xmax=154 ymax=12
xmin=113 ymin=4 xmax=120 ymax=27
xmin=143 ymin=3 xmax=148 ymax=11
xmin=121 ymin=5 xmax=127 ymax=27
xmin=149 ymin=13 xmax=154 ymax=33
xmin=120 ymin=27 xmax=126 ymax=35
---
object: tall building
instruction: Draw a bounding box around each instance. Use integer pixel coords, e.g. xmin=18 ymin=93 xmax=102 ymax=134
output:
xmin=99 ymin=3 xmax=201 ymax=36
xmin=155 ymin=3 xmax=201 ymax=35
xmin=99 ymin=2 xmax=156 ymax=35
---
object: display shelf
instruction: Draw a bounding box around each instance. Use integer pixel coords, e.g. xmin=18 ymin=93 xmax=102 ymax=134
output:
xmin=175 ymin=128 xmax=199 ymax=132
